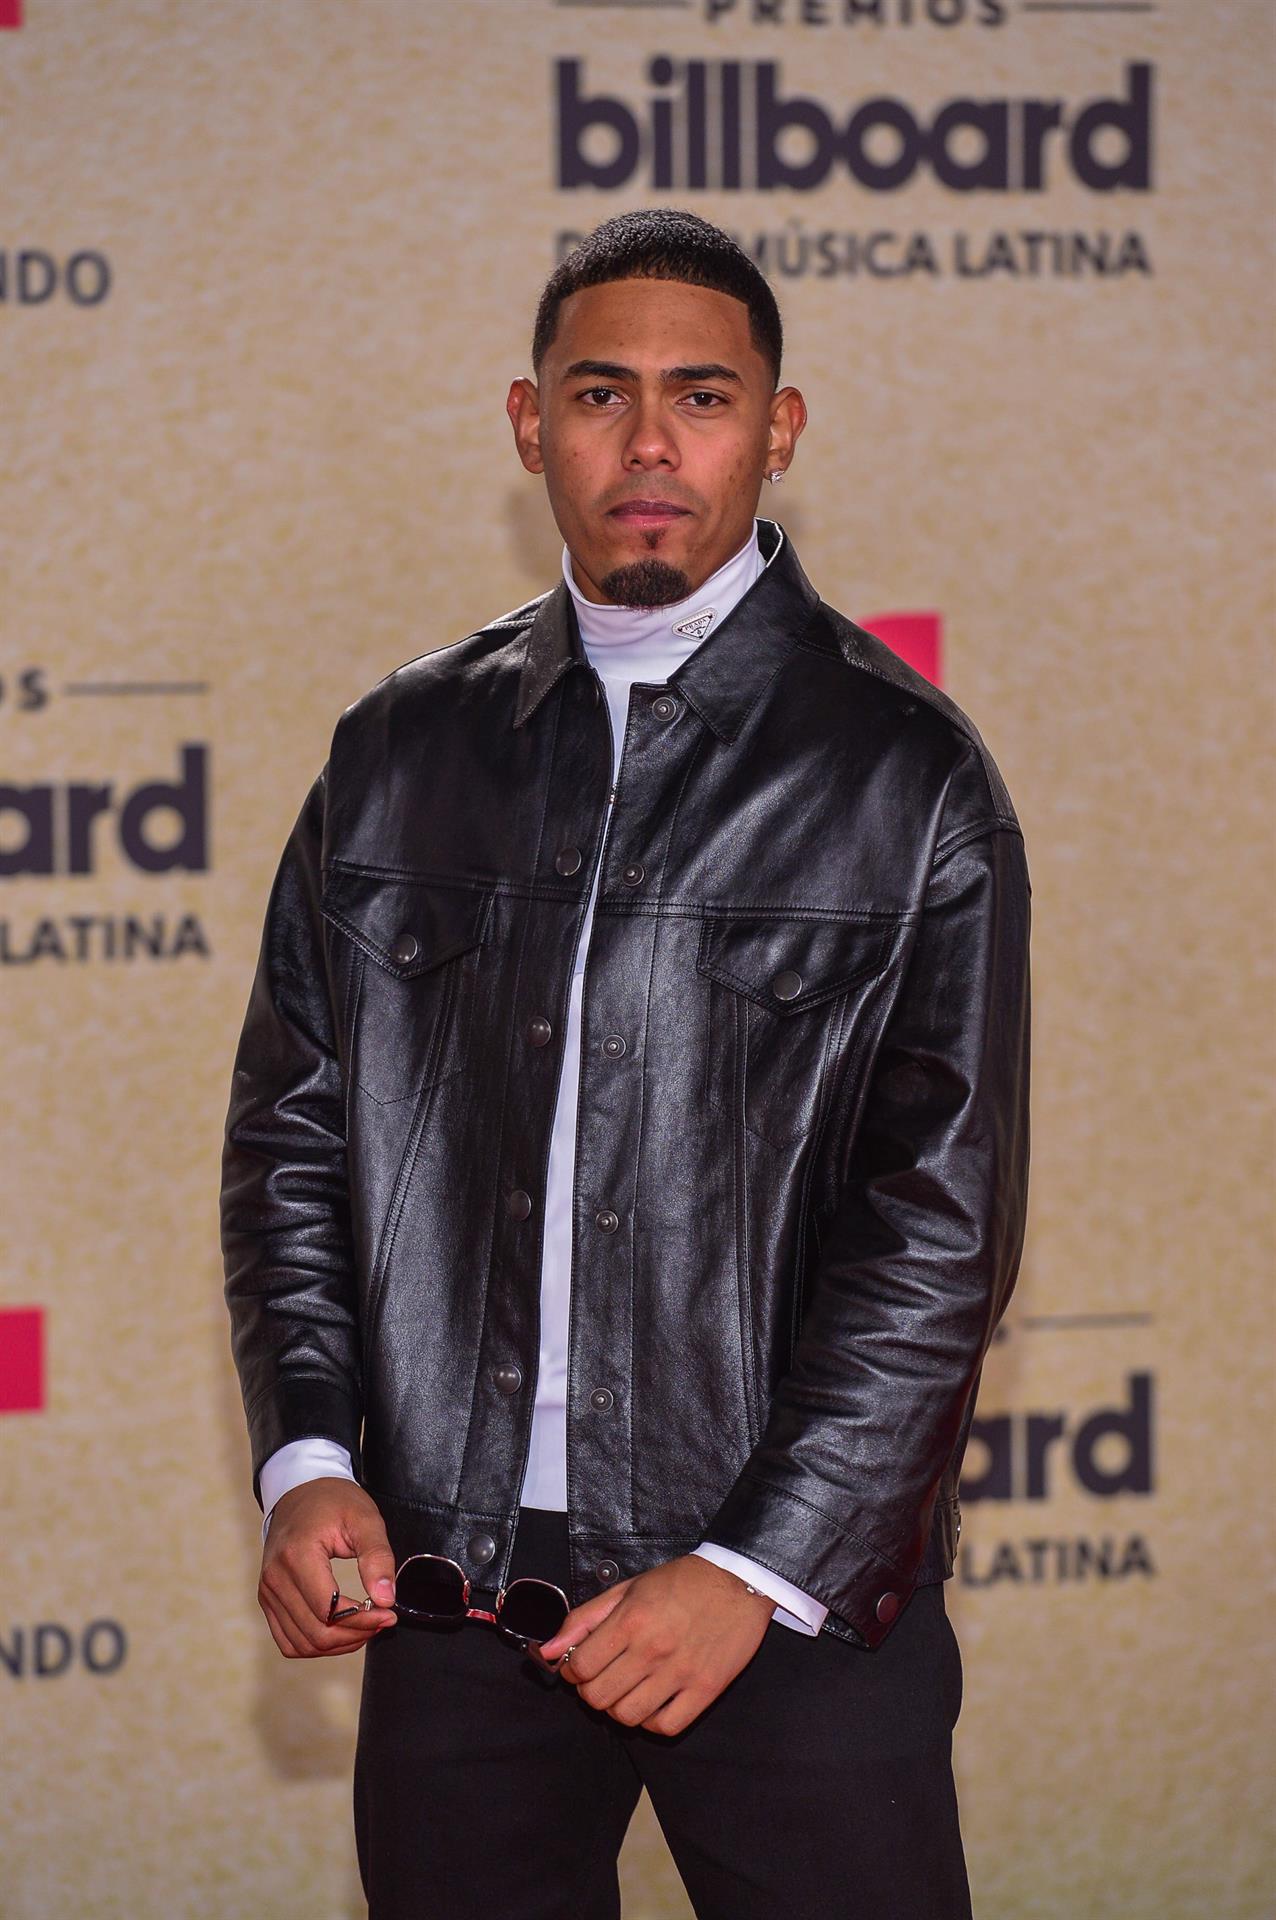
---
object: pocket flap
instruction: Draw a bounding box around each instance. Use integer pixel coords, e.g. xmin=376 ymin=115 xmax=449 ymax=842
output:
xmin=321 ymin=868 xmax=495 ymax=979
xmin=696 ymin=914 xmax=901 ymax=1016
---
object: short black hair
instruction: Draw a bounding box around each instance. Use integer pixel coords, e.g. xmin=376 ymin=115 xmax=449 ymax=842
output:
xmin=532 ymin=208 xmax=783 ymax=388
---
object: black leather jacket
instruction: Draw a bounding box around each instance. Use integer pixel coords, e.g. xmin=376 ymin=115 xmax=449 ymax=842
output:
xmin=221 ymin=519 xmax=1031 ymax=1651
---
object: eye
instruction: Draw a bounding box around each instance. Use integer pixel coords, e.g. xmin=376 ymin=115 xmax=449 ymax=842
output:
xmin=579 ymin=386 xmax=623 ymax=407
xmin=683 ymin=390 xmax=728 ymax=410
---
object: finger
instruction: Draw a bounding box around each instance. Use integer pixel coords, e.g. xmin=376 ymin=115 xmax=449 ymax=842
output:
xmin=576 ymin=1650 xmax=655 ymax=1714
xmin=538 ymin=1581 xmax=631 ymax=1662
xmin=528 ymin=1637 xmax=572 ymax=1675
xmin=267 ymin=1586 xmax=389 ymax=1659
xmin=549 ymin=1631 xmax=623 ymax=1688
xmin=607 ymin=1676 xmax=682 ymax=1729
xmin=264 ymin=1562 xmax=338 ymax=1651
xmin=550 ymin=1601 xmax=638 ymax=1684
xmin=347 ymin=1512 xmax=397 ymax=1610
xmin=261 ymin=1592 xmax=309 ymax=1659
xmin=267 ymin=1563 xmax=394 ymax=1655
xmin=551 ymin=1649 xmax=581 ymax=1686
xmin=299 ymin=1603 xmax=397 ymax=1657
xmin=641 ymin=1690 xmax=705 ymax=1738
xmin=326 ymin=1602 xmax=398 ymax=1642
xmin=294 ymin=1544 xmax=399 ymax=1641
xmin=292 ymin=1538 xmax=366 ymax=1631
xmin=261 ymin=1569 xmax=317 ymax=1650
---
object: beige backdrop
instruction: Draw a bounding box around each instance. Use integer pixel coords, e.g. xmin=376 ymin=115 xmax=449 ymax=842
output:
xmin=3 ymin=2 xmax=1273 ymax=1915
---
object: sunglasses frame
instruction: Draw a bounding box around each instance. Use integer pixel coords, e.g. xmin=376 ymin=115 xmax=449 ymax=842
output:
xmin=327 ymin=1551 xmax=570 ymax=1650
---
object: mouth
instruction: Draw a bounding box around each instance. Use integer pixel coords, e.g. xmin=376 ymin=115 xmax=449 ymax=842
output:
xmin=606 ymin=499 xmax=693 ymax=531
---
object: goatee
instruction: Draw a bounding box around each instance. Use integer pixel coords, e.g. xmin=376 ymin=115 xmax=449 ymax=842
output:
xmin=599 ymin=559 xmax=693 ymax=609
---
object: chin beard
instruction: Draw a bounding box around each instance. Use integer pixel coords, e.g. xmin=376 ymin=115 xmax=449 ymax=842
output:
xmin=598 ymin=559 xmax=692 ymax=609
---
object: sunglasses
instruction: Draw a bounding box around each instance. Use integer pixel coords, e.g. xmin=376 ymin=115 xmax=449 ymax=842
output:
xmin=328 ymin=1551 xmax=570 ymax=1650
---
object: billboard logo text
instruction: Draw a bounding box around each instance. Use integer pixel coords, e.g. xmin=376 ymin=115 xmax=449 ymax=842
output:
xmin=961 ymin=1371 xmax=1154 ymax=1502
xmin=0 ymin=744 xmax=209 ymax=877
xmin=557 ymin=58 xmax=1153 ymax=194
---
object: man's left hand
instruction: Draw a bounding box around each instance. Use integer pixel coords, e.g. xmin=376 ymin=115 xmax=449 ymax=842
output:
xmin=535 ymin=1554 xmax=776 ymax=1737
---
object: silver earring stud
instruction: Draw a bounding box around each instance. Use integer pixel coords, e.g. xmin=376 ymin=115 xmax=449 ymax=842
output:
xmin=767 ymin=469 xmax=785 ymax=485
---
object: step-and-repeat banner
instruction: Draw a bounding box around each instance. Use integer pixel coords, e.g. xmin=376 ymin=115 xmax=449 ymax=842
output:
xmin=3 ymin=3 xmax=1272 ymax=1915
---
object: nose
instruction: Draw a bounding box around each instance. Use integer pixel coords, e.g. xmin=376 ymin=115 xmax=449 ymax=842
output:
xmin=621 ymin=395 xmax=679 ymax=472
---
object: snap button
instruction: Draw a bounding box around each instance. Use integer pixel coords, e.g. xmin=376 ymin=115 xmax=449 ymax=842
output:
xmin=602 ymin=1033 xmax=626 ymax=1059
xmin=589 ymin=1387 xmax=615 ymax=1412
xmin=508 ymin=1189 xmax=533 ymax=1221
xmin=391 ymin=932 xmax=420 ymax=966
xmin=652 ymin=694 xmax=678 ymax=721
xmin=595 ymin=1560 xmax=620 ymax=1584
xmin=771 ymin=969 xmax=803 ymax=1002
xmin=621 ymin=862 xmax=645 ymax=886
xmin=595 ymin=1208 xmax=619 ymax=1234
xmin=527 ymin=1016 xmax=553 ymax=1047
xmin=875 ymin=1591 xmax=901 ymax=1625
xmin=494 ymin=1364 xmax=523 ymax=1395
xmin=555 ymin=846 xmax=583 ymax=876
xmin=468 ymin=1534 xmax=497 ymax=1567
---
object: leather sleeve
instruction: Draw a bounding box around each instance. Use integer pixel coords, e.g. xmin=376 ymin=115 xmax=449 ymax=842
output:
xmin=701 ymin=762 xmax=1031 ymax=1647
xmin=220 ymin=766 xmax=364 ymax=1508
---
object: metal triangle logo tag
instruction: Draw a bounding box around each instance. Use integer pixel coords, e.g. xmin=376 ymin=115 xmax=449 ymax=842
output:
xmin=672 ymin=608 xmax=715 ymax=642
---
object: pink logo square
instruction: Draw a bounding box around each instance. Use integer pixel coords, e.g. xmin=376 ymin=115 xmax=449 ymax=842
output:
xmin=859 ymin=612 xmax=943 ymax=689
xmin=0 ymin=1308 xmax=44 ymax=1412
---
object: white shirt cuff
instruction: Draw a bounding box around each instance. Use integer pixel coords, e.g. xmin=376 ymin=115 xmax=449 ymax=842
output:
xmin=258 ymin=1437 xmax=356 ymax=1543
xmin=692 ymin=1543 xmax=829 ymax=1636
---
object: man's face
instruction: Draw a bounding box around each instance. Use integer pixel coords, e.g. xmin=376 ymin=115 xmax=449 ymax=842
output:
xmin=507 ymin=277 xmax=806 ymax=606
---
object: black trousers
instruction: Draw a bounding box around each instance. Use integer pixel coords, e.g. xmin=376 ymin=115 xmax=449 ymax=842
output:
xmin=353 ymin=1507 xmax=972 ymax=1920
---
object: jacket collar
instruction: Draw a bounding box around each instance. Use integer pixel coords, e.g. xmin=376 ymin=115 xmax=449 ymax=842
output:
xmin=513 ymin=518 xmax=821 ymax=743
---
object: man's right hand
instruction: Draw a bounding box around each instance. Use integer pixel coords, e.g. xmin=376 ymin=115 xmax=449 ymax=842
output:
xmin=258 ymin=1477 xmax=398 ymax=1659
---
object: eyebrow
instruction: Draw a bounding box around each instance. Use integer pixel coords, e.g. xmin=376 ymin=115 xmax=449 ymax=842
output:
xmin=561 ymin=359 xmax=744 ymax=387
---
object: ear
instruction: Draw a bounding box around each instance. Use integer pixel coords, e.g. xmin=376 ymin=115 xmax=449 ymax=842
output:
xmin=764 ymin=384 xmax=808 ymax=482
xmin=507 ymin=377 xmax=544 ymax=475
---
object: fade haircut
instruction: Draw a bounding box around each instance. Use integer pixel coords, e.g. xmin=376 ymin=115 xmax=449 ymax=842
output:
xmin=532 ymin=208 xmax=783 ymax=388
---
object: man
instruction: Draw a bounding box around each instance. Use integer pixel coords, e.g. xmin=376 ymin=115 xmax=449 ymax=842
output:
xmin=222 ymin=208 xmax=1031 ymax=1919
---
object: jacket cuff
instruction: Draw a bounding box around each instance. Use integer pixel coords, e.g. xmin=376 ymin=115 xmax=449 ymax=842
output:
xmin=245 ymin=1377 xmax=362 ymax=1510
xmin=701 ymin=1471 xmax=913 ymax=1650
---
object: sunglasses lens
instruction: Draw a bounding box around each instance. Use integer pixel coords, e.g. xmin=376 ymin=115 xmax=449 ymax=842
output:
xmin=395 ymin=1558 xmax=466 ymax=1618
xmin=500 ymin=1579 xmax=568 ymax=1643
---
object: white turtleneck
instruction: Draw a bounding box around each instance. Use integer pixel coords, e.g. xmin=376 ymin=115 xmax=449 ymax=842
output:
xmin=258 ymin=521 xmax=828 ymax=1638
xmin=560 ymin=517 xmax=766 ymax=773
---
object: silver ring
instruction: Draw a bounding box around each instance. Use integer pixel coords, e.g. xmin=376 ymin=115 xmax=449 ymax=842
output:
xmin=561 ymin=1643 xmax=578 ymax=1664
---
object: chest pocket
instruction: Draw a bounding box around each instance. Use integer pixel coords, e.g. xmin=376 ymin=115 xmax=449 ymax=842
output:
xmin=697 ymin=913 xmax=905 ymax=1150
xmin=321 ymin=867 xmax=496 ymax=1107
